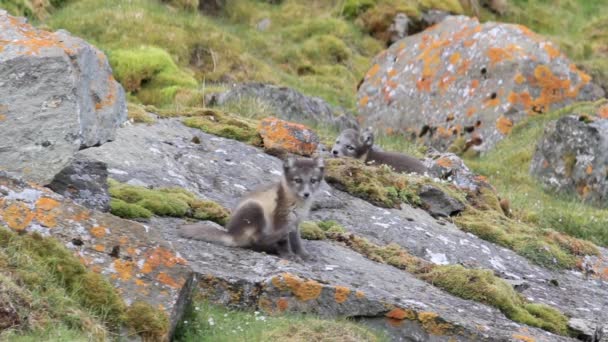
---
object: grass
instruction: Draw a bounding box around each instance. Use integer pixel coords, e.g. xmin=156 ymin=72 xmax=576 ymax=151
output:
xmin=465 ymin=100 xmax=608 ymax=247
xmin=108 ymin=179 xmax=230 ymax=224
xmin=323 ymin=231 xmax=570 ymax=335
xmin=174 ymin=300 xmax=386 ymax=342
xmin=0 ymin=228 xmax=122 ymax=340
xmin=37 ymin=0 xmax=384 ymax=109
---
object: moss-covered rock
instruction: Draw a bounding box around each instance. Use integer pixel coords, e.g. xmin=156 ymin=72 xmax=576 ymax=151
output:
xmin=127 ymin=103 xmax=156 ymax=124
xmin=108 ymin=180 xmax=230 ymax=224
xmin=181 ymin=108 xmax=263 ymax=146
xmin=328 ymin=232 xmax=570 ymax=335
xmin=324 ymin=158 xmax=464 ymax=209
xmin=299 ymin=221 xmax=326 ymax=240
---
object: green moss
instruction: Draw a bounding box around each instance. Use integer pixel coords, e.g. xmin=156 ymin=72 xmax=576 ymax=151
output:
xmin=126 ymin=301 xmax=169 ymax=340
xmin=326 ymin=232 xmax=569 ymax=335
xmin=318 ymin=220 xmax=347 ymax=234
xmin=299 ymin=221 xmax=326 ymax=240
xmin=514 ymin=238 xmax=576 ymax=270
xmin=341 ymin=0 xmax=376 ymax=19
xmin=163 ymin=0 xmax=199 ymax=11
xmin=109 ymin=46 xmax=197 ymax=106
xmin=181 ymin=108 xmax=262 ymax=146
xmin=108 ymin=180 xmax=230 ymax=224
xmin=191 ymin=200 xmax=230 ymax=225
xmin=324 ymin=158 xmax=463 ymax=209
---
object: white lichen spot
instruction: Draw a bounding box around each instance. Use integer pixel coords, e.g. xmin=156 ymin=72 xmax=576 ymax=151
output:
xmin=426 ymin=249 xmax=450 ymax=265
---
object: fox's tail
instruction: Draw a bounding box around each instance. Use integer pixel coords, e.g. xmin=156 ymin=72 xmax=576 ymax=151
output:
xmin=178 ymin=222 xmax=237 ymax=247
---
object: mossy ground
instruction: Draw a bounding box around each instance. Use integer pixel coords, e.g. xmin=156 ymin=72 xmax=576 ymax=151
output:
xmin=324 ymin=158 xmax=465 ymax=209
xmin=108 ymin=179 xmax=230 ymax=224
xmin=300 ymin=220 xmax=347 ymax=240
xmin=324 ymin=232 xmax=569 ymax=335
xmin=174 ymin=300 xmax=386 ymax=342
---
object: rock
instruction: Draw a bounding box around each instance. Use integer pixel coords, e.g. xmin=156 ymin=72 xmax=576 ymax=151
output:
xmin=80 ymin=117 xmax=608 ymax=338
xmin=47 ymin=155 xmax=111 ymax=212
xmin=569 ymin=318 xmax=608 ymax=342
xmin=530 ymin=110 xmax=608 ymax=207
xmin=208 ymin=82 xmax=353 ymax=129
xmin=419 ymin=10 xmax=450 ymax=28
xmin=0 ymin=173 xmax=193 ymax=340
xmin=358 ymin=16 xmax=604 ymax=153
xmin=424 ymin=151 xmax=492 ymax=193
xmin=258 ymin=117 xmax=320 ymax=156
xmin=0 ymin=11 xmax=127 ymax=185
xmin=256 ymin=18 xmax=271 ymax=31
xmin=417 ymin=184 xmax=464 ymax=217
xmin=388 ymin=13 xmax=410 ymax=45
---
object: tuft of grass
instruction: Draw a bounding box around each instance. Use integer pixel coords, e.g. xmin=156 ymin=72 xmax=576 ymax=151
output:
xmin=329 ymin=232 xmax=569 ymax=335
xmin=174 ymin=300 xmax=386 ymax=342
xmin=465 ymin=100 xmax=608 ymax=247
xmin=127 ymin=103 xmax=156 ymax=124
xmin=180 ymin=108 xmax=263 ymax=146
xmin=108 ymin=180 xmax=230 ymax=224
xmin=0 ymin=228 xmax=124 ymax=340
xmin=324 ymin=158 xmax=464 ymax=208
xmin=126 ymin=301 xmax=170 ymax=341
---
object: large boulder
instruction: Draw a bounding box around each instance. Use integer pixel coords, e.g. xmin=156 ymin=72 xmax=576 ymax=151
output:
xmin=530 ymin=104 xmax=608 ymax=207
xmin=358 ymin=16 xmax=604 ymax=153
xmin=80 ymin=117 xmax=608 ymax=338
xmin=0 ymin=11 xmax=127 ymax=185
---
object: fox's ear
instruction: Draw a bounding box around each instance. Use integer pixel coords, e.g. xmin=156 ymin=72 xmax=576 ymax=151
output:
xmin=360 ymin=127 xmax=374 ymax=147
xmin=314 ymin=156 xmax=324 ymax=169
xmin=284 ymin=157 xmax=296 ymax=171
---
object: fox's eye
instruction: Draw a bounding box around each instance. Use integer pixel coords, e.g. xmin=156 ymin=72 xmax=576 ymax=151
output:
xmin=347 ymin=145 xmax=354 ymax=151
xmin=336 ymin=140 xmax=340 ymax=143
xmin=310 ymin=178 xmax=317 ymax=184
xmin=294 ymin=178 xmax=302 ymax=184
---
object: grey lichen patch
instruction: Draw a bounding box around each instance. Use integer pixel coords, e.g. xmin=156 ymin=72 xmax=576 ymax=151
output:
xmin=108 ymin=179 xmax=230 ymax=224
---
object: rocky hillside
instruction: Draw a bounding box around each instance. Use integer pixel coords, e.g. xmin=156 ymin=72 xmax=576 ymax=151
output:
xmin=1 ymin=1 xmax=608 ymax=341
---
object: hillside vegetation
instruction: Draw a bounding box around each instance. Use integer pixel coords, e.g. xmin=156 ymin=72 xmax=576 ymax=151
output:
xmin=2 ymin=0 xmax=608 ymax=339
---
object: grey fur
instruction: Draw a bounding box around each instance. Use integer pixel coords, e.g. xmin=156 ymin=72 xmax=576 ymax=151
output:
xmin=331 ymin=128 xmax=428 ymax=174
xmin=179 ymin=157 xmax=324 ymax=260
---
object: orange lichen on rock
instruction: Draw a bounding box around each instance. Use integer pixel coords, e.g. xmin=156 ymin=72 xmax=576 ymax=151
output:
xmin=36 ymin=197 xmax=59 ymax=210
xmin=2 ymin=202 xmax=35 ymax=231
xmin=386 ymin=308 xmax=416 ymax=320
xmin=449 ymin=52 xmax=461 ymax=65
xmin=418 ymin=312 xmax=453 ymax=336
xmin=141 ymin=246 xmax=188 ymax=274
xmin=113 ymin=259 xmax=134 ymax=281
xmin=95 ymin=76 xmax=117 ymax=111
xmin=586 ymin=165 xmax=593 ymax=175
xmin=34 ymin=198 xmax=60 ymax=228
xmin=416 ymin=77 xmax=432 ymax=92
xmin=512 ymin=334 xmax=536 ymax=342
xmin=436 ymin=157 xmax=453 ymax=168
xmin=258 ymin=117 xmax=319 ymax=156
xmin=93 ymin=244 xmax=105 ymax=252
xmin=156 ymin=272 xmax=182 ymax=289
xmin=366 ymin=64 xmax=380 ymax=79
xmin=90 ymin=225 xmax=107 ymax=238
xmin=359 ymin=95 xmax=369 ymax=107
xmin=544 ymin=43 xmax=561 ymax=59
xmin=276 ymin=298 xmax=289 ymax=312
xmin=514 ymin=73 xmax=525 ymax=84
xmin=355 ymin=290 xmax=365 ymax=299
xmin=496 ymin=116 xmax=513 ymax=135
xmin=334 ymin=286 xmax=351 ymax=303
xmin=272 ymin=273 xmax=323 ymax=301
xmin=597 ymin=104 xmax=608 ymax=119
